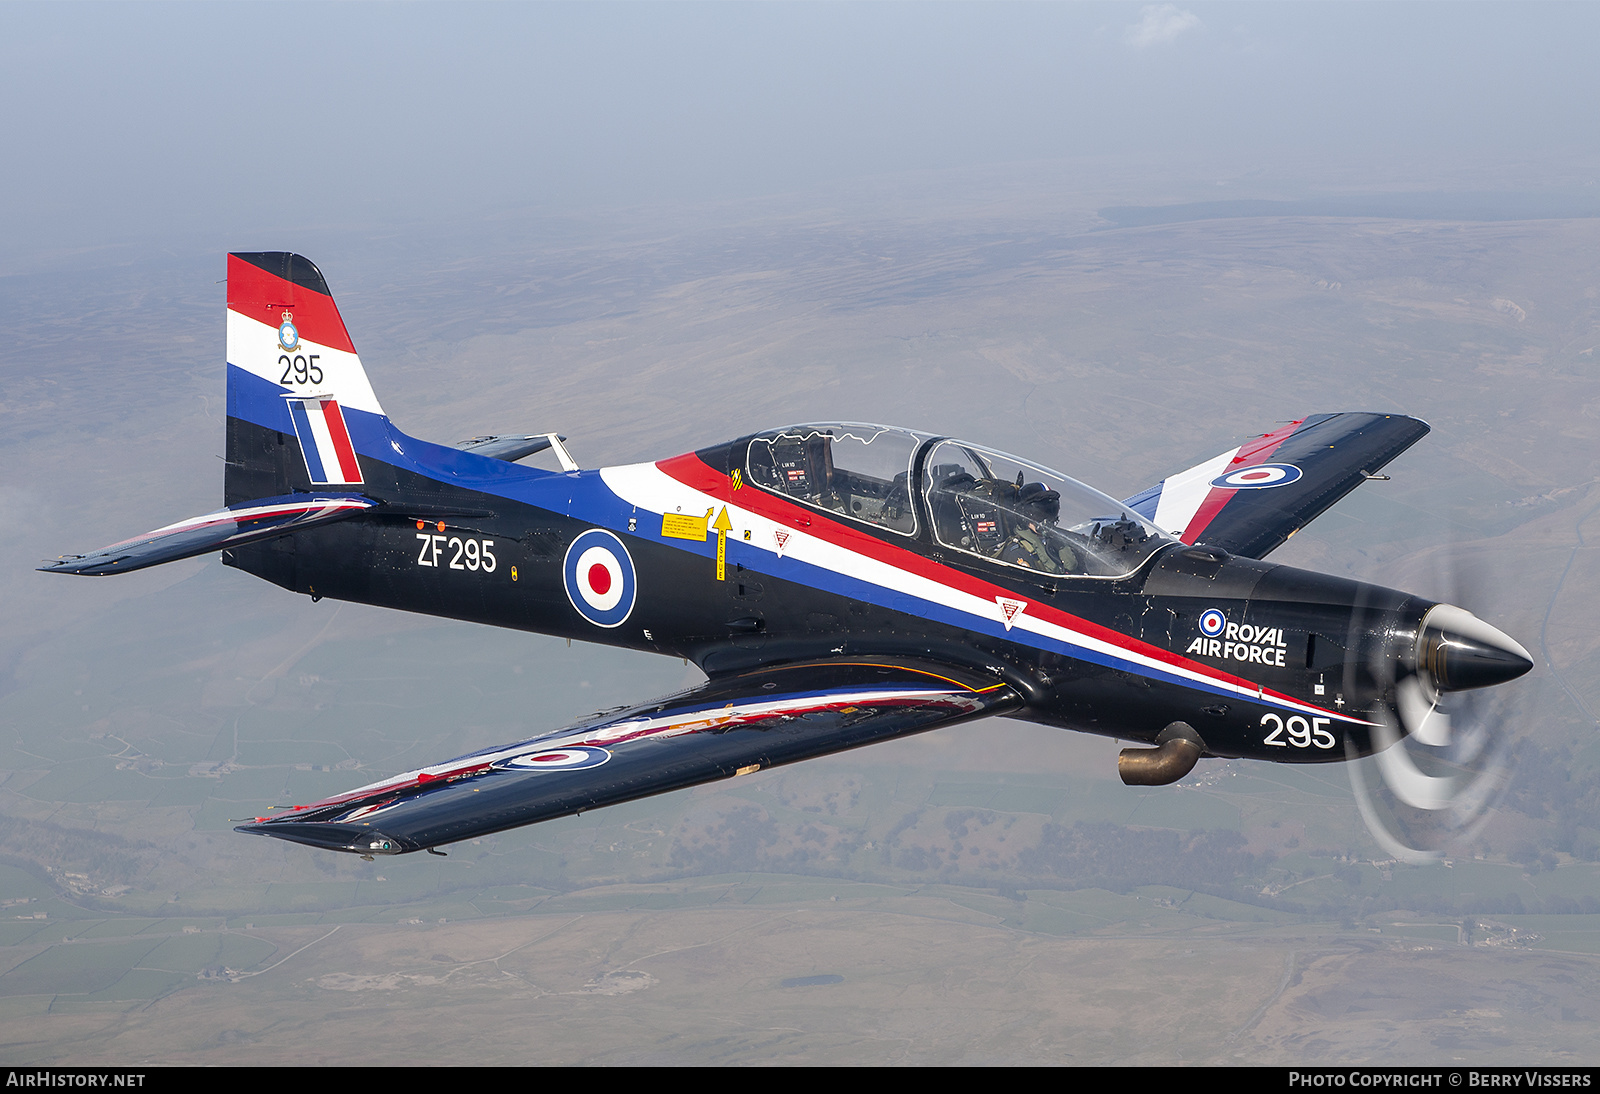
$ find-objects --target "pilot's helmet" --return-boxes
[1017,482,1061,523]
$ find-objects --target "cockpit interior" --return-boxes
[743,423,1171,579]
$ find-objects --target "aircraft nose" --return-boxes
[1417,604,1534,692]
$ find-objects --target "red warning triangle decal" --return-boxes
[995,596,1027,631]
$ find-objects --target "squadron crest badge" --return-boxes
[277,310,299,352]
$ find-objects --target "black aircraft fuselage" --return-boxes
[224,416,1425,765]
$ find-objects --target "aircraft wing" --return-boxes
[1122,413,1429,559]
[39,494,375,575]
[236,658,1022,855]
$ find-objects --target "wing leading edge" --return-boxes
[1122,413,1429,559]
[237,658,1022,855]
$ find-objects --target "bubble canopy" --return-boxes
[743,423,1172,578]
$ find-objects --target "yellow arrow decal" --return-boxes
[712,505,733,581]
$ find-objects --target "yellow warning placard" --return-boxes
[662,512,709,541]
[713,506,731,581]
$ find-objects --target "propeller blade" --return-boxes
[1348,540,1530,862]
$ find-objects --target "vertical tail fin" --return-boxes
[224,252,387,504]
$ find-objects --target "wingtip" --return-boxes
[234,820,408,855]
[38,559,91,575]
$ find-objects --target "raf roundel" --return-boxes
[563,529,637,628]
[497,746,611,772]
[1199,608,1226,638]
[1211,463,1303,490]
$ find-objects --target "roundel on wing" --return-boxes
[563,529,637,628]
[1210,463,1303,490]
[497,745,612,772]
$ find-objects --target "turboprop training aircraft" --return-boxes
[42,252,1534,858]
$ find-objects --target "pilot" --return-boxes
[999,482,1075,574]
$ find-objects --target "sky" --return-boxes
[5,2,1600,265]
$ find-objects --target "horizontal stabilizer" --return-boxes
[455,433,567,463]
[1123,413,1429,559]
[237,658,1020,854]
[40,493,375,576]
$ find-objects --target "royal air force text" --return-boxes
[1186,623,1289,667]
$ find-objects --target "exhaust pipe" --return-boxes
[1119,722,1205,786]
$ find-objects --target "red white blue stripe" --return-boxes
[592,455,1373,727]
[1125,420,1303,543]
[288,397,364,485]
